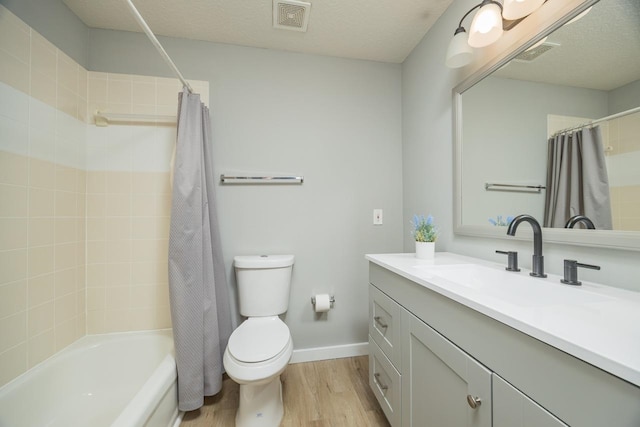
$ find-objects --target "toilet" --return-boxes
[223,254,295,427]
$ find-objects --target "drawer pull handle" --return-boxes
[374,316,388,329]
[373,373,389,391]
[466,395,482,409]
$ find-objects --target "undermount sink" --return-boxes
[413,264,609,308]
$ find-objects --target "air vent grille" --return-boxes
[514,42,559,62]
[273,0,311,32]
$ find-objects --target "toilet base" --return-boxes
[236,375,284,427]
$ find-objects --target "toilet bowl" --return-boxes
[223,255,295,427]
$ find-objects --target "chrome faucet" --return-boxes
[565,215,596,229]
[506,214,547,278]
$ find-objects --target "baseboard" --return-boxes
[289,342,369,364]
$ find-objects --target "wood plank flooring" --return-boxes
[180,356,390,427]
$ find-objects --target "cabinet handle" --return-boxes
[373,373,389,391]
[466,395,482,409]
[374,316,388,329]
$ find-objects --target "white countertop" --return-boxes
[366,252,640,388]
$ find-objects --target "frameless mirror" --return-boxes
[454,0,640,250]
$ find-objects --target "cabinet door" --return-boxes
[493,374,568,427]
[401,312,491,427]
[370,338,402,427]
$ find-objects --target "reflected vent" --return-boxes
[514,42,560,62]
[273,0,311,32]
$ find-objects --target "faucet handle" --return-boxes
[496,250,521,272]
[561,259,601,286]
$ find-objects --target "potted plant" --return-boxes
[412,214,438,259]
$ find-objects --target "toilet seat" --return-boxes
[228,317,290,363]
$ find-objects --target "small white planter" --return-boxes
[415,241,435,259]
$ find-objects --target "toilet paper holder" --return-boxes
[311,295,335,306]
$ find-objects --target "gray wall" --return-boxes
[88,30,404,349]
[402,0,640,292]
[609,79,640,114]
[0,0,89,67]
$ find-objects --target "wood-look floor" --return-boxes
[180,356,391,427]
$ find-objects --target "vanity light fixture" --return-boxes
[445,0,546,68]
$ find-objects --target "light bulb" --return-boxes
[468,2,503,48]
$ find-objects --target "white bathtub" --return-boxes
[0,330,180,427]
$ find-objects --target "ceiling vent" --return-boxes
[273,0,311,32]
[513,42,560,63]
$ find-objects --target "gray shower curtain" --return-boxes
[543,126,612,229]
[168,89,232,411]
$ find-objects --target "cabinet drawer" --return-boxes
[370,284,402,368]
[370,337,401,427]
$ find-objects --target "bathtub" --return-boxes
[0,330,180,427]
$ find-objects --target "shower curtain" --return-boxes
[543,126,613,229]
[168,89,232,411]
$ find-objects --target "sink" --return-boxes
[413,264,609,308]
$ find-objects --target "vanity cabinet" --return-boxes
[368,262,640,427]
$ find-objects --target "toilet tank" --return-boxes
[234,255,294,317]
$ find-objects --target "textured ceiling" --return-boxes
[494,0,640,91]
[63,0,454,64]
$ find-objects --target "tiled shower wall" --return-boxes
[0,5,209,386]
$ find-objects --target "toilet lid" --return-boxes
[228,317,290,363]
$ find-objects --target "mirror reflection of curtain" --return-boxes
[544,126,613,229]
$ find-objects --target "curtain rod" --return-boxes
[553,105,640,137]
[124,0,194,94]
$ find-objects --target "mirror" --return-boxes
[454,0,640,250]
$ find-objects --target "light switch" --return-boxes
[373,209,383,225]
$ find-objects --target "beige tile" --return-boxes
[29,218,54,247]
[28,330,54,368]
[86,262,106,287]
[0,311,27,353]
[54,317,77,351]
[105,240,131,263]
[54,293,76,325]
[155,305,172,329]
[108,80,132,105]
[86,193,106,218]
[133,81,156,105]
[78,66,88,100]
[76,289,85,314]
[29,158,56,190]
[155,105,178,117]
[86,309,105,334]
[129,308,157,330]
[0,343,27,387]
[131,75,155,84]
[30,71,57,108]
[86,241,106,264]
[105,262,131,287]
[86,171,106,194]
[86,217,105,241]
[105,217,131,240]
[28,187,54,217]
[28,245,54,277]
[0,9,30,64]
[0,248,27,284]
[54,267,76,297]
[57,52,78,93]
[106,193,131,216]
[87,77,108,104]
[0,49,30,94]
[132,172,158,194]
[0,279,27,317]
[77,97,88,123]
[55,165,77,192]
[54,242,76,270]
[54,218,76,244]
[131,194,156,216]
[157,216,170,239]
[130,285,155,309]
[57,84,77,118]
[54,190,77,217]
[28,273,54,307]
[86,286,105,311]
[105,286,130,310]
[132,261,165,285]
[156,84,180,107]
[132,104,156,115]
[30,32,57,80]
[132,216,157,239]
[108,73,132,82]
[0,218,27,250]
[0,151,28,185]
[106,171,131,194]
[0,184,28,217]
[104,309,130,332]
[76,264,86,290]
[76,194,86,218]
[89,71,109,79]
[131,239,167,263]
[76,313,86,337]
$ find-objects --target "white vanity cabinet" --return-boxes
[368,260,640,427]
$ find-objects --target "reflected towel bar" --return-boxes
[485,183,545,193]
[220,175,304,184]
